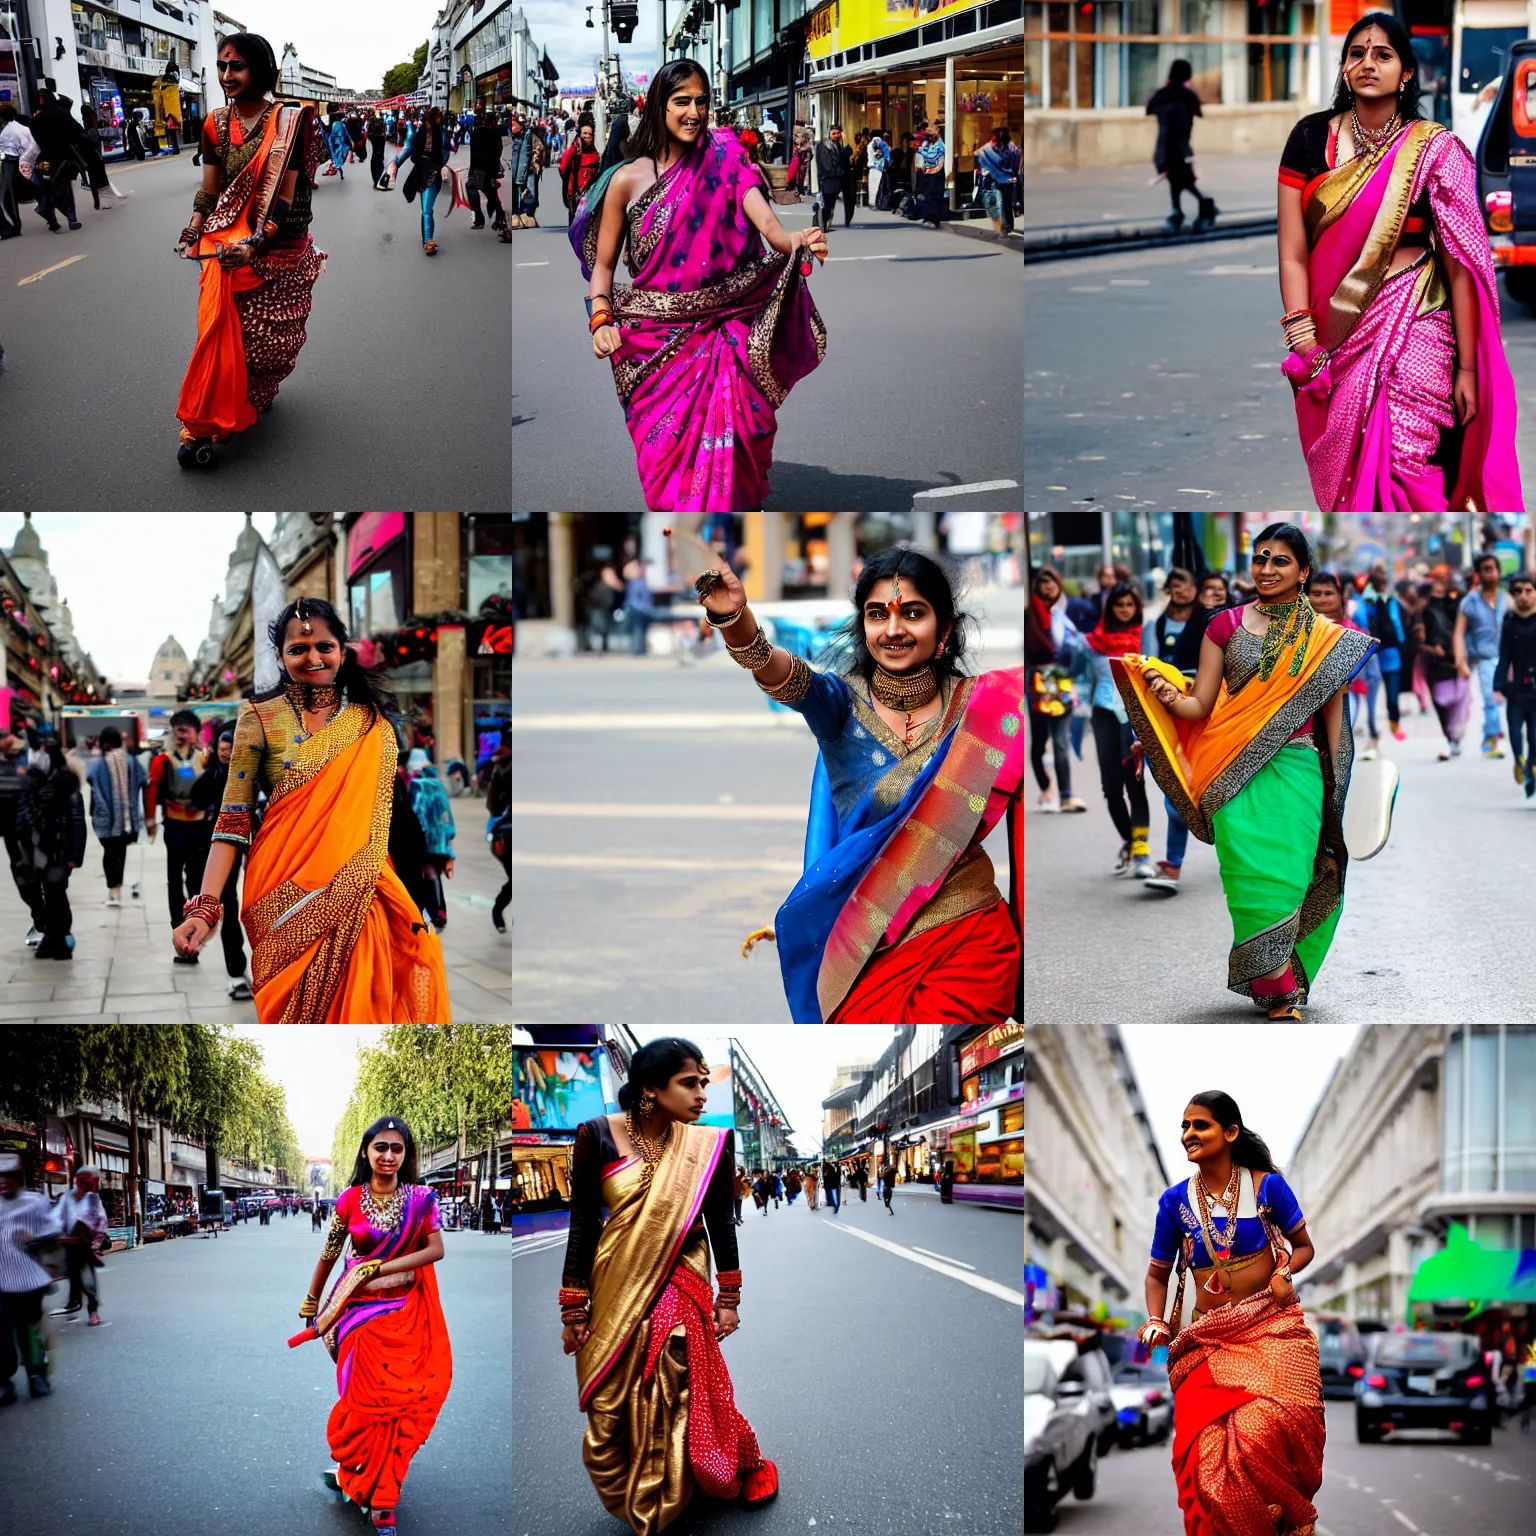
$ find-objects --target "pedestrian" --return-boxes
[367,110,388,190]
[803,1162,818,1210]
[486,724,509,933]
[124,109,145,160]
[85,724,150,911]
[732,1165,749,1225]
[506,112,536,228]
[1415,570,1471,760]
[910,121,946,226]
[0,1150,60,1404]
[821,1158,841,1214]
[1308,571,1372,749]
[75,105,120,209]
[1086,582,1155,878]
[165,111,181,154]
[149,709,213,965]
[467,109,506,231]
[25,88,85,232]
[1358,562,1408,757]
[855,1165,868,1202]
[866,127,890,211]
[879,1161,895,1213]
[0,721,49,944]
[16,739,86,960]
[619,557,659,656]
[1495,570,1536,798]
[1455,552,1510,759]
[939,1160,955,1204]
[406,749,456,931]
[324,111,349,178]
[347,111,365,165]
[389,745,435,926]
[312,1202,324,1233]
[392,104,455,256]
[0,102,40,240]
[1147,60,1217,234]
[1027,566,1087,813]
[188,724,254,1001]
[1140,568,1201,894]
[976,126,1018,234]
[785,1168,801,1205]
[813,122,852,232]
[51,1165,108,1326]
[559,117,600,225]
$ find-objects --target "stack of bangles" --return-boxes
[1280,306,1318,355]
[715,1269,742,1309]
[1139,1318,1171,1344]
[695,571,774,671]
[183,894,223,932]
[299,1293,319,1319]
[588,294,616,335]
[559,1285,590,1326]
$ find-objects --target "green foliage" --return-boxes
[382,42,429,98]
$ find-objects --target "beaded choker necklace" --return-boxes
[1253,594,1316,683]
[282,679,342,716]
[871,662,938,710]
[360,1181,405,1232]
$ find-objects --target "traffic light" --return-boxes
[612,1,639,43]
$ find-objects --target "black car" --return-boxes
[1476,38,1536,310]
[1313,1315,1368,1399]
[1356,1331,1495,1444]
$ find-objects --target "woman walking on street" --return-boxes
[1414,571,1471,759]
[17,739,85,961]
[573,59,827,513]
[173,33,324,469]
[391,105,462,256]
[292,1116,451,1533]
[1084,582,1155,879]
[85,724,149,909]
[803,1162,818,1210]
[406,750,455,932]
[1026,566,1086,813]
[560,1039,777,1532]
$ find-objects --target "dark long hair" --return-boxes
[1100,581,1145,632]
[257,598,398,725]
[1329,12,1423,121]
[220,32,280,98]
[617,1037,707,1112]
[347,1115,420,1186]
[626,58,710,165]
[825,545,978,687]
[1187,1090,1279,1173]
[1252,522,1315,593]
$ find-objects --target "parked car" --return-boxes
[1476,38,1536,312]
[1356,1330,1495,1445]
[1025,1340,1099,1533]
[1311,1314,1369,1399]
[1110,1358,1173,1447]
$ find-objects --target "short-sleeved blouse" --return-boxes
[1204,606,1315,738]
[335,1182,440,1261]
[1279,111,1433,246]
[1150,1170,1305,1267]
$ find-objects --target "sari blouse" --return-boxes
[201,104,319,245]
[1151,1173,1304,1267]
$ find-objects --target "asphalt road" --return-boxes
[1049,1398,1534,1535]
[512,1182,1024,1536]
[509,637,1019,1023]
[0,1213,511,1536]
[1023,699,1534,1022]
[0,145,510,509]
[510,205,1023,512]
[1023,233,1536,510]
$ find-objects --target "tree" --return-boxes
[382,41,429,99]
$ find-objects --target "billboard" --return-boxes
[807,0,983,61]
[513,1048,609,1131]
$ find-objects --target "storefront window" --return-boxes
[1444,1027,1535,1193]
[977,1135,1023,1183]
[1507,1027,1536,1191]
[467,517,513,612]
[348,544,408,637]
[948,1131,977,1178]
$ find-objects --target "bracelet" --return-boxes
[726,625,774,673]
[299,1296,318,1319]
[561,1307,590,1325]
[589,312,616,335]
[182,894,223,930]
[704,603,745,629]
[558,1286,590,1307]
[1278,307,1311,325]
[584,293,614,319]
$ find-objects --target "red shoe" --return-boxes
[742,1459,779,1506]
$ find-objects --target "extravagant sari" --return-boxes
[177,102,325,443]
[575,1125,762,1535]
[1286,118,1522,512]
[570,128,826,512]
[1167,1291,1325,1536]
[289,1184,452,1515]
[215,694,451,1023]
[767,662,1024,1023]
[1113,612,1374,1009]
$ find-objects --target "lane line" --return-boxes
[910,1245,976,1270]
[511,711,797,732]
[18,254,88,286]
[913,480,1019,498]
[514,852,803,875]
[516,261,549,266]
[821,1221,1023,1306]
[512,802,803,821]
[1389,1512,1419,1533]
[824,253,898,261]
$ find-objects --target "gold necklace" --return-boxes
[625,1110,673,1194]
[1254,594,1315,682]
[360,1181,405,1231]
[1348,103,1400,157]
[871,662,938,711]
[1195,1166,1241,1290]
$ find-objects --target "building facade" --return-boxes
[432,0,528,113]
[147,635,190,699]
[510,6,557,114]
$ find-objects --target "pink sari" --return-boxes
[1286,119,1523,513]
[571,129,826,512]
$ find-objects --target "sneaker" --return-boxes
[1514,754,1526,786]
[1036,793,1059,813]
[1059,796,1087,813]
[27,1373,50,1397]
[1483,736,1506,759]
[1392,727,1406,741]
[228,978,253,1001]
[25,928,42,947]
[1438,747,1452,761]
[1450,740,1463,758]
[1113,841,1132,876]
[105,896,121,908]
[1131,855,1157,879]
[1143,874,1181,895]
[1360,746,1379,761]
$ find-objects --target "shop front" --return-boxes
[511,1135,573,1211]
[71,9,199,159]
[477,65,511,108]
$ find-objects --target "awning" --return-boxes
[1406,1224,1536,1317]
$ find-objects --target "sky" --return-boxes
[628,1025,895,1159]
[1116,1025,1362,1188]
[0,513,278,685]
[234,1026,388,1158]
[226,1,435,94]
[525,0,666,90]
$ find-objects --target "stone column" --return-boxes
[550,514,576,633]
[412,512,462,613]
[434,625,467,768]
[827,512,858,600]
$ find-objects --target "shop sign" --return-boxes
[960,1020,1025,1079]
[810,0,983,60]
[471,620,513,656]
[85,45,157,76]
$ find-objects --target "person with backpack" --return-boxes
[406,750,455,932]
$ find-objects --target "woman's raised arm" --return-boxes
[664,536,792,690]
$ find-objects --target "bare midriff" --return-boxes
[1190,1248,1277,1313]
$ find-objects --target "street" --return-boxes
[508,621,1019,1023]
[1023,700,1534,1022]
[0,790,510,1024]
[513,1181,1024,1536]
[510,210,1023,512]
[0,1213,511,1536]
[1022,234,1536,510]
[0,146,510,510]
[1049,1399,1533,1535]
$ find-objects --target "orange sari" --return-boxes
[243,706,451,1023]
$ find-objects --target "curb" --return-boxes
[1024,214,1277,263]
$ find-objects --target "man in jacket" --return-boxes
[468,112,506,232]
[147,711,212,964]
[820,1159,841,1215]
[0,725,47,943]
[506,114,534,228]
[814,124,852,233]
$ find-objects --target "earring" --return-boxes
[936,641,945,658]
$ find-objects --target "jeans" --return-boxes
[1508,694,1536,772]
[1474,655,1503,742]
[1365,658,1402,735]
[421,171,441,242]
[163,819,212,929]
[1030,709,1073,796]
[626,608,652,655]
[1090,707,1148,844]
[0,1287,47,1384]
[41,862,73,949]
[826,1186,840,1213]
[1163,795,1190,868]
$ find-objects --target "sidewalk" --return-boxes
[1025,152,1278,256]
[0,790,509,1024]
[778,193,1023,249]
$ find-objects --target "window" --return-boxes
[1507,1028,1536,1191]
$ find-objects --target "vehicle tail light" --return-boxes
[1488,191,1514,232]
[1465,1374,1486,1387]
[1347,1365,1364,1378]
[1145,1390,1163,1405]
[1366,1374,1388,1388]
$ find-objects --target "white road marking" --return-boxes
[511,1233,567,1256]
[1069,285,1106,292]
[514,852,803,875]
[1077,455,1107,461]
[511,711,796,731]
[1175,487,1215,495]
[1390,1512,1420,1534]
[18,255,87,286]
[1109,279,1150,285]
[910,1246,976,1270]
[516,261,549,266]
[823,1222,1022,1306]
[1046,485,1068,491]
[512,801,803,821]
[913,480,1019,498]
[1201,264,1279,275]
[1237,434,1268,439]
[824,253,898,261]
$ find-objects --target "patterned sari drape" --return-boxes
[571,128,826,512]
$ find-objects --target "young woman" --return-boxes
[560,1039,777,1532]
[1307,570,1371,742]
[84,724,149,908]
[293,1117,451,1533]
[1277,10,1522,511]
[571,59,828,513]
[1025,565,1086,814]
[1415,571,1471,759]
[1115,524,1375,1019]
[1197,572,1231,613]
[173,33,324,469]
[169,598,451,1022]
[391,105,462,256]
[323,112,349,178]
[673,535,1023,1023]
[1139,1092,1322,1536]
[1084,582,1154,878]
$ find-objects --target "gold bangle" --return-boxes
[726,624,774,673]
[704,603,745,629]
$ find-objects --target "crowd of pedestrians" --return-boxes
[731,1156,948,1224]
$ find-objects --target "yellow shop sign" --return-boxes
[807,0,984,61]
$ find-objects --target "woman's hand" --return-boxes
[171,916,210,957]
[1137,1318,1171,1347]
[713,1303,740,1340]
[800,226,827,264]
[1454,366,1478,426]
[1142,669,1181,710]
[680,547,748,621]
[444,858,455,879]
[215,239,255,269]
[592,321,621,359]
[561,1321,591,1354]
